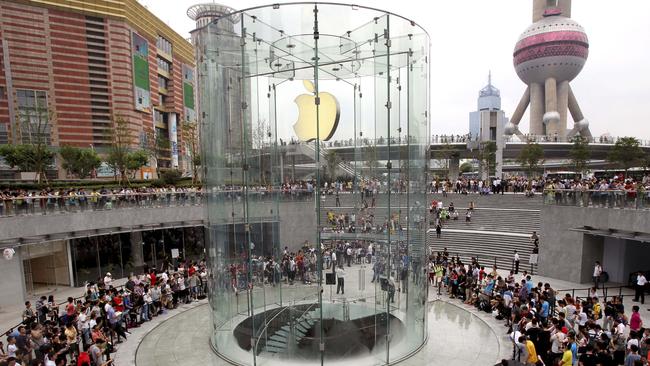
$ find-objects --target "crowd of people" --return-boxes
[0,186,203,216]
[0,260,208,366]
[429,174,650,199]
[427,249,648,366]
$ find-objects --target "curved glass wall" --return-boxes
[195,3,429,365]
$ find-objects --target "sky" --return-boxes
[139,0,650,140]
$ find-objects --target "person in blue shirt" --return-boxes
[539,296,550,326]
[484,275,496,296]
[524,277,534,293]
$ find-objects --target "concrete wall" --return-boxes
[0,205,205,243]
[541,206,650,283]
[0,250,26,310]
[278,201,317,251]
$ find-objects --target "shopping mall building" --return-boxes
[0,0,197,178]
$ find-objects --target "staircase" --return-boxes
[429,230,537,273]
[262,306,319,354]
[300,143,361,179]
[438,208,540,235]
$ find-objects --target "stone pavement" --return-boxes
[1,260,647,365]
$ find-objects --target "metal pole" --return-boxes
[385,14,392,365]
[312,6,325,365]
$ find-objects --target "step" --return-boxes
[266,339,288,349]
[295,323,310,333]
[265,345,286,353]
[270,334,288,343]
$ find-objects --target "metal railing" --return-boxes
[554,285,632,302]
[543,189,650,210]
[505,135,650,146]
[0,189,320,218]
[253,294,319,356]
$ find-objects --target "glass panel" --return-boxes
[197,4,429,365]
[71,237,100,287]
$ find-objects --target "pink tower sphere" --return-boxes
[513,9,589,85]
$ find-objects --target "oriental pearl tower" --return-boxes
[505,0,592,140]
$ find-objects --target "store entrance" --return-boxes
[21,241,71,295]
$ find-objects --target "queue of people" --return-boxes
[0,260,208,366]
[428,250,649,366]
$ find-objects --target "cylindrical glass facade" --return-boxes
[195,3,429,364]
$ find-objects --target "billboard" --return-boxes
[182,64,196,122]
[132,32,151,112]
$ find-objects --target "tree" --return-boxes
[436,143,459,178]
[59,145,101,179]
[363,145,379,178]
[106,114,134,184]
[144,130,170,178]
[324,149,341,181]
[160,169,182,185]
[0,144,54,180]
[126,150,149,179]
[476,141,498,178]
[460,161,473,174]
[181,122,201,183]
[568,136,590,177]
[517,141,545,178]
[607,137,645,177]
[0,102,55,183]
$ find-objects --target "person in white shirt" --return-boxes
[513,250,520,274]
[336,266,345,295]
[593,261,603,290]
[634,271,647,304]
[103,272,112,288]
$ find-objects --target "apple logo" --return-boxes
[293,80,340,142]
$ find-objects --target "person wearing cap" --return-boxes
[104,272,112,288]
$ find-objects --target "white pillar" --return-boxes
[529,83,545,136]
[557,80,570,140]
[544,77,560,137]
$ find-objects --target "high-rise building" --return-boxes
[0,0,196,177]
[505,0,591,140]
[469,73,508,178]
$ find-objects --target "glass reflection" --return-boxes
[196,3,429,365]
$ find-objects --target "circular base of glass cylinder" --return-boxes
[211,300,424,366]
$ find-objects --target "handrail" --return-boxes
[554,284,631,301]
[253,293,319,355]
[542,188,650,210]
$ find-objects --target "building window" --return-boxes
[157,57,171,73]
[158,76,169,90]
[157,36,173,55]
[0,86,6,99]
[0,124,8,145]
[16,89,51,144]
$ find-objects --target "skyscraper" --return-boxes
[505,0,591,141]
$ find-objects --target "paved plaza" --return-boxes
[100,260,648,366]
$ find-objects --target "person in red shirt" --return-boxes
[64,297,76,324]
[149,270,157,286]
[112,292,124,312]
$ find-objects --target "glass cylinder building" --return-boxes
[194,3,429,365]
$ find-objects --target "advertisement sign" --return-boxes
[182,64,196,122]
[169,113,179,168]
[132,32,151,112]
[96,162,116,178]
